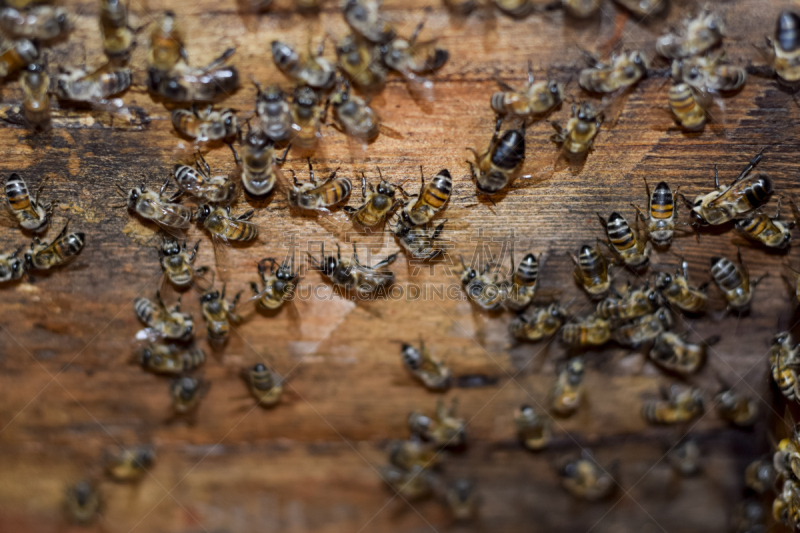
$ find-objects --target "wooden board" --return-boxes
[0,0,796,531]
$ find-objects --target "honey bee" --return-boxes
[104,446,155,482]
[146,11,186,75]
[401,340,452,391]
[0,247,24,283]
[159,238,207,288]
[242,363,283,407]
[379,464,438,500]
[328,78,380,143]
[769,11,800,87]
[404,167,452,226]
[174,152,238,205]
[550,102,602,159]
[613,306,673,347]
[390,213,447,260]
[656,9,724,59]
[134,292,194,341]
[232,126,290,198]
[119,178,193,232]
[170,376,206,415]
[770,332,800,401]
[710,249,760,313]
[734,199,794,249]
[641,385,704,425]
[288,159,352,211]
[648,332,716,376]
[654,258,708,313]
[137,340,206,375]
[196,204,259,243]
[150,54,240,103]
[444,479,478,521]
[563,0,601,19]
[467,117,525,196]
[271,40,335,90]
[611,0,666,18]
[631,179,682,247]
[672,50,747,94]
[558,452,616,501]
[715,388,759,427]
[64,480,100,525]
[335,33,386,92]
[343,0,395,44]
[289,85,324,151]
[408,399,466,448]
[0,6,69,40]
[570,243,610,299]
[253,83,292,143]
[457,256,505,311]
[579,51,648,93]
[667,83,707,132]
[491,63,563,119]
[200,285,242,348]
[24,222,85,270]
[0,38,38,78]
[100,0,135,60]
[53,66,132,103]
[308,243,396,296]
[668,439,700,476]
[343,169,402,227]
[745,459,775,494]
[514,404,551,451]
[502,252,539,312]
[551,357,585,416]
[171,105,238,143]
[250,256,300,311]
[4,173,51,233]
[20,62,50,131]
[774,478,800,529]
[388,438,440,470]
[509,303,567,342]
[382,21,449,102]
[597,211,651,269]
[687,153,773,226]
[774,436,798,477]
[596,283,658,321]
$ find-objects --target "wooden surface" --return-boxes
[0,0,798,531]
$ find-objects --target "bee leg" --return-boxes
[361,174,368,198]
[491,115,502,146]
[189,240,200,261]
[228,143,241,166]
[374,253,398,268]
[466,159,477,181]
[249,281,260,295]
[342,206,358,214]
[237,209,255,221]
[409,20,426,46]
[732,149,765,184]
[307,158,316,184]
[288,169,300,187]
[276,144,292,165]
[351,243,359,265]
[196,152,211,176]
[203,47,236,72]
[231,290,243,309]
[493,73,515,93]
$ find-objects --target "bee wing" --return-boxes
[398,67,436,103]
[153,202,193,229]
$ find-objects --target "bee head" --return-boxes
[200,290,220,303]
[577,102,596,121]
[271,41,298,69]
[72,481,94,506]
[548,80,563,100]
[162,77,188,101]
[222,111,237,134]
[294,86,318,107]
[126,187,141,209]
[460,267,477,285]
[139,347,153,365]
[245,127,270,150]
[261,85,285,102]
[376,180,394,197]
[195,204,212,222]
[161,238,180,256]
[519,404,534,416]
[774,332,791,346]
[253,363,267,372]
[559,461,578,479]
[135,447,156,468]
[55,9,70,32]
[323,255,338,275]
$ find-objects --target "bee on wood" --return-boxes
[559,452,616,501]
[118,178,193,233]
[343,0,395,44]
[745,459,776,494]
[666,439,700,477]
[774,436,798,478]
[648,332,717,376]
[0,247,24,283]
[134,291,193,341]
[24,222,84,270]
[579,51,648,93]
[388,438,440,471]
[401,340,452,391]
[597,211,651,270]
[631,179,683,247]
[672,50,747,94]
[200,284,242,348]
[611,0,666,18]
[146,11,186,75]
[250,256,300,311]
[642,385,704,425]
[503,252,539,312]
[444,479,478,522]
[328,78,380,143]
[231,126,290,198]
[710,249,762,313]
[137,341,205,375]
[242,363,283,407]
[4,173,51,233]
[290,85,325,151]
[595,283,658,321]
[509,303,567,342]
[403,167,451,227]
[170,376,206,415]
[173,152,238,205]
[734,198,794,249]
[612,306,673,347]
[336,33,386,92]
[0,38,38,78]
[654,258,708,313]
[408,399,466,448]
[288,159,352,211]
[551,357,585,416]
[715,388,759,427]
[491,63,563,120]
[390,213,447,260]
[150,53,240,103]
[467,117,525,196]
[656,9,724,59]
[20,62,50,131]
[774,478,800,529]
[271,39,335,90]
[667,83,707,132]
[53,66,132,103]
[563,0,602,19]
[769,11,800,87]
[343,169,403,227]
[171,105,238,143]
[514,405,550,451]
[770,332,800,401]
[253,82,292,143]
[457,256,506,311]
[104,446,155,482]
[550,102,602,159]
[0,6,69,40]
[100,0,136,60]
[64,480,101,525]
[382,21,449,102]
[570,243,610,299]
[159,238,207,288]
[195,204,259,243]
[379,464,438,500]
[308,242,396,296]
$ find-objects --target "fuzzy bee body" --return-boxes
[579,51,647,93]
[244,363,283,406]
[330,80,380,142]
[509,303,566,342]
[170,376,205,414]
[21,63,50,131]
[100,0,135,59]
[24,223,84,270]
[147,11,185,73]
[343,0,395,44]
[271,40,335,90]
[391,215,446,260]
[563,0,601,18]
[772,11,800,86]
[138,342,205,375]
[0,248,24,282]
[551,358,585,416]
[64,480,100,525]
[173,153,237,205]
[551,102,601,157]
[734,204,793,249]
[133,293,193,341]
[613,306,673,347]
[710,252,753,312]
[405,168,451,226]
[504,253,539,311]
[250,256,299,311]
[0,6,69,40]
[715,389,759,427]
[655,259,707,313]
[344,172,399,227]
[401,341,451,391]
[559,456,615,501]
[200,286,241,348]
[656,9,724,59]
[648,332,711,376]
[159,239,206,288]
[254,85,292,143]
[196,204,259,242]
[561,315,610,347]
[672,51,746,94]
[637,179,679,246]
[288,160,352,211]
[54,67,131,102]
[770,332,800,401]
[571,243,610,298]
[310,243,396,295]
[171,106,237,142]
[0,38,38,77]
[125,183,193,230]
[599,211,651,269]
[104,446,155,482]
[668,83,706,131]
[5,173,50,232]
[150,62,240,103]
[514,405,550,451]
[596,285,658,321]
[290,85,324,150]
[642,386,704,425]
[408,399,466,448]
[336,33,386,92]
[468,118,525,195]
